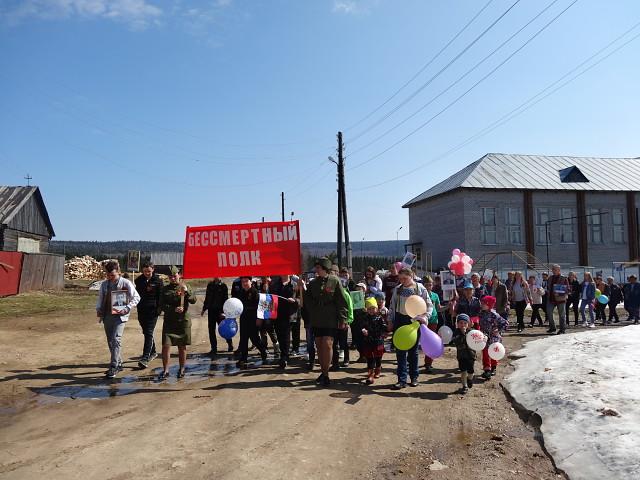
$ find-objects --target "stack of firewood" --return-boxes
[64,256,118,280]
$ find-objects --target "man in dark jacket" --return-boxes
[623,274,639,323]
[201,278,230,356]
[303,257,348,387]
[490,275,509,320]
[236,276,267,368]
[134,261,163,369]
[274,275,296,369]
[606,276,623,323]
[547,265,569,334]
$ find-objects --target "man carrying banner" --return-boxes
[201,277,231,356]
[237,276,268,368]
[303,257,348,387]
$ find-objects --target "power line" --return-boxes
[350,21,640,192]
[347,0,522,144]
[346,0,560,160]
[343,0,494,132]
[348,0,579,171]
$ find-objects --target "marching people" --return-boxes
[388,267,433,389]
[303,257,349,387]
[623,274,640,323]
[360,297,387,384]
[236,276,268,368]
[274,275,296,369]
[478,295,508,380]
[579,272,596,327]
[546,265,569,334]
[201,277,231,356]
[134,261,162,369]
[456,282,481,329]
[382,263,400,307]
[452,313,475,394]
[158,266,197,380]
[541,272,550,325]
[511,271,532,333]
[363,266,383,296]
[490,274,509,322]
[423,275,442,374]
[594,276,610,325]
[96,260,141,378]
[527,275,545,327]
[606,276,623,323]
[566,272,581,326]
[258,276,281,357]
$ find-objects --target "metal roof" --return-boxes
[0,186,55,236]
[150,251,184,265]
[403,153,640,207]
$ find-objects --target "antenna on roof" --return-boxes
[24,174,32,186]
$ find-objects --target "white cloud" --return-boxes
[1,0,163,30]
[332,0,378,15]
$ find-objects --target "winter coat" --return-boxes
[479,309,508,344]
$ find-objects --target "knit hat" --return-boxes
[356,282,367,290]
[457,313,470,323]
[315,257,332,272]
[365,297,378,309]
[481,295,497,309]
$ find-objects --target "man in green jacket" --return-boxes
[303,257,348,387]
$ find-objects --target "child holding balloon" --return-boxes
[361,297,388,384]
[452,313,475,394]
[478,295,508,380]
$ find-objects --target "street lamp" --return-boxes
[396,226,403,258]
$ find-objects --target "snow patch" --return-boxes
[505,326,640,480]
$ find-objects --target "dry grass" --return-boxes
[0,285,96,319]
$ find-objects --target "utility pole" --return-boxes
[338,131,353,275]
[337,174,343,267]
[281,192,285,222]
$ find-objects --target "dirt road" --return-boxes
[0,296,563,480]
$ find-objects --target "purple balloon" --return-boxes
[419,324,444,358]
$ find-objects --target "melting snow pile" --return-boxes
[505,326,640,480]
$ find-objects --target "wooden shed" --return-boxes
[0,186,55,253]
[0,186,63,296]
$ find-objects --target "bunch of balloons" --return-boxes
[448,248,474,276]
[392,295,448,359]
[594,289,609,305]
[219,298,244,339]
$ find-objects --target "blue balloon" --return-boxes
[219,318,238,339]
[597,295,609,305]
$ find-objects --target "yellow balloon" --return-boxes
[393,321,420,350]
[405,295,427,318]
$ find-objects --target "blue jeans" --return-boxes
[396,345,419,384]
[580,299,594,324]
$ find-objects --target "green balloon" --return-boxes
[595,288,601,298]
[393,321,420,351]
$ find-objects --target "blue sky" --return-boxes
[1,0,639,243]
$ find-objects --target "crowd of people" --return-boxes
[95,259,640,395]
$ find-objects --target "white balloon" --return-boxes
[451,254,460,263]
[405,295,427,318]
[438,325,453,344]
[461,255,470,264]
[466,329,487,352]
[463,263,472,275]
[488,342,506,361]
[223,298,244,318]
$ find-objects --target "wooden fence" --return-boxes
[18,253,64,293]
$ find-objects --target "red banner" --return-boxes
[182,221,301,279]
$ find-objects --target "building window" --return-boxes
[536,207,551,245]
[481,207,497,245]
[612,208,625,244]
[587,208,604,244]
[506,207,522,245]
[560,207,576,244]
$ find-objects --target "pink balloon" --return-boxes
[419,324,444,358]
[460,252,466,258]
[394,262,403,272]
[469,259,475,265]
[452,248,461,256]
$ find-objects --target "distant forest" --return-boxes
[50,239,405,272]
[50,239,408,260]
